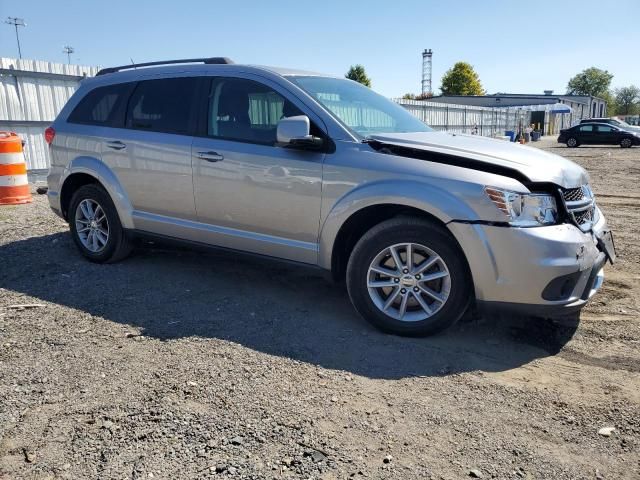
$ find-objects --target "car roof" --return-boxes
[253,65,336,77]
[582,118,613,121]
[90,62,339,85]
[578,122,619,128]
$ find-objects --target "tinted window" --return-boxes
[207,78,302,144]
[68,83,132,126]
[126,77,198,134]
[579,125,594,132]
[596,125,614,133]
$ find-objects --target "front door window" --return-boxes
[207,77,303,145]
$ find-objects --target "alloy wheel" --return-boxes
[366,242,451,322]
[75,199,109,253]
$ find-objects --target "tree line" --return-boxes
[566,68,639,115]
[345,63,639,115]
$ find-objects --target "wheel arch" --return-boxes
[320,180,478,283]
[329,203,458,282]
[59,156,133,228]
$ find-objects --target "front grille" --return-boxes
[574,208,593,224]
[562,185,596,231]
[563,187,585,202]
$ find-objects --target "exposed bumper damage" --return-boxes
[448,208,611,317]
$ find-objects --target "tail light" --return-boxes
[44,126,56,145]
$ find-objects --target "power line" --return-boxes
[4,17,26,59]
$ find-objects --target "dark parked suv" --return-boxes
[580,117,640,132]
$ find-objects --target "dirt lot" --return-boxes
[1,137,639,480]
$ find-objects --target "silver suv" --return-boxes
[46,57,616,336]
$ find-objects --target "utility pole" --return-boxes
[5,17,26,59]
[63,46,75,64]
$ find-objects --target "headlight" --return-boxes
[484,187,557,227]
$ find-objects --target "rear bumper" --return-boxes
[46,167,64,219]
[449,208,609,316]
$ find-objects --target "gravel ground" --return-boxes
[1,137,639,479]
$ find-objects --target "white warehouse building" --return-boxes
[0,57,98,170]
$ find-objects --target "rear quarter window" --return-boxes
[67,82,133,127]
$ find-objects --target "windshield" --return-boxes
[289,76,432,137]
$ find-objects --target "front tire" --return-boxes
[68,184,132,263]
[620,138,632,148]
[346,217,472,336]
[566,137,579,148]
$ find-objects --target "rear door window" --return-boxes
[68,82,133,127]
[125,77,199,135]
[595,125,614,133]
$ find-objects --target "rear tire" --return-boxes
[346,217,472,336]
[566,137,579,148]
[620,138,632,148]
[68,184,132,263]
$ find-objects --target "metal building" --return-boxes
[428,92,607,133]
[0,57,98,170]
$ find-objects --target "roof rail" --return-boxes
[96,57,234,76]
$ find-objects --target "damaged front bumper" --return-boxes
[448,207,613,317]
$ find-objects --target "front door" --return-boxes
[593,124,618,145]
[530,111,545,135]
[191,76,325,264]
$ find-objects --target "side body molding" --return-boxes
[317,179,479,270]
[62,156,134,229]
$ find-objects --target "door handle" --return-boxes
[106,140,126,150]
[197,151,224,162]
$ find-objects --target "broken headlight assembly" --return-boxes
[484,187,558,227]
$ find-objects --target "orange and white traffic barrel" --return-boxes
[0,132,32,205]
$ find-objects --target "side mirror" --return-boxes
[277,115,323,148]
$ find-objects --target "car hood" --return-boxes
[367,131,589,188]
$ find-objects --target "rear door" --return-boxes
[577,124,596,144]
[101,76,201,227]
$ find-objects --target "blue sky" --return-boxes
[1,0,639,97]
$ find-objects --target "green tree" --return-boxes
[440,62,484,96]
[566,67,613,97]
[600,90,617,116]
[614,85,640,115]
[345,65,371,87]
[402,92,433,100]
